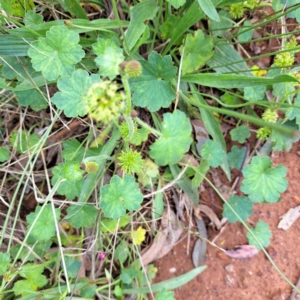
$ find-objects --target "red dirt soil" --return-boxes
[154,144,300,300]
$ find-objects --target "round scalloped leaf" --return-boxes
[230,125,251,143]
[200,139,225,168]
[100,175,143,219]
[26,204,60,242]
[181,30,214,75]
[223,195,253,223]
[149,110,192,166]
[241,156,288,203]
[28,25,85,81]
[51,69,100,117]
[66,205,99,229]
[129,51,177,112]
[246,220,272,250]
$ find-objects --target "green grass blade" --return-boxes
[57,0,88,19]
[207,41,251,74]
[181,73,297,88]
[124,0,158,52]
[78,126,121,203]
[123,266,207,294]
[190,84,231,180]
[169,164,199,206]
[0,35,35,56]
[181,91,297,136]
[162,1,204,55]
[7,19,129,38]
[197,0,220,21]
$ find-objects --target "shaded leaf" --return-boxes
[150,110,192,166]
[24,9,43,26]
[63,257,82,279]
[51,162,84,200]
[210,10,231,37]
[26,204,60,241]
[155,289,175,300]
[129,51,177,112]
[246,220,272,250]
[166,0,186,9]
[125,0,159,51]
[197,0,220,21]
[9,130,39,153]
[15,89,47,111]
[100,215,131,233]
[0,253,10,275]
[230,125,250,143]
[271,121,300,152]
[66,204,99,229]
[244,85,266,101]
[227,145,247,169]
[0,147,10,162]
[200,140,225,167]
[223,195,253,223]
[115,241,129,264]
[238,20,253,42]
[100,175,143,219]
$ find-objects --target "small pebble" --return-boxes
[169,267,176,273]
[225,264,234,273]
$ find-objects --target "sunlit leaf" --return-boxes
[28,25,85,81]
[181,30,214,74]
[241,156,288,203]
[51,69,99,117]
[93,38,124,80]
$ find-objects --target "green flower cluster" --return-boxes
[86,81,124,124]
[256,109,278,140]
[274,36,298,68]
[118,149,144,174]
[229,3,245,19]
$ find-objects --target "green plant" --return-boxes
[0,0,300,298]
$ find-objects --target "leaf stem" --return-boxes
[134,117,162,137]
[122,75,132,115]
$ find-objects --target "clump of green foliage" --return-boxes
[0,0,300,298]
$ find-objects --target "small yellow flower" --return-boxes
[131,226,146,245]
[251,65,267,77]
